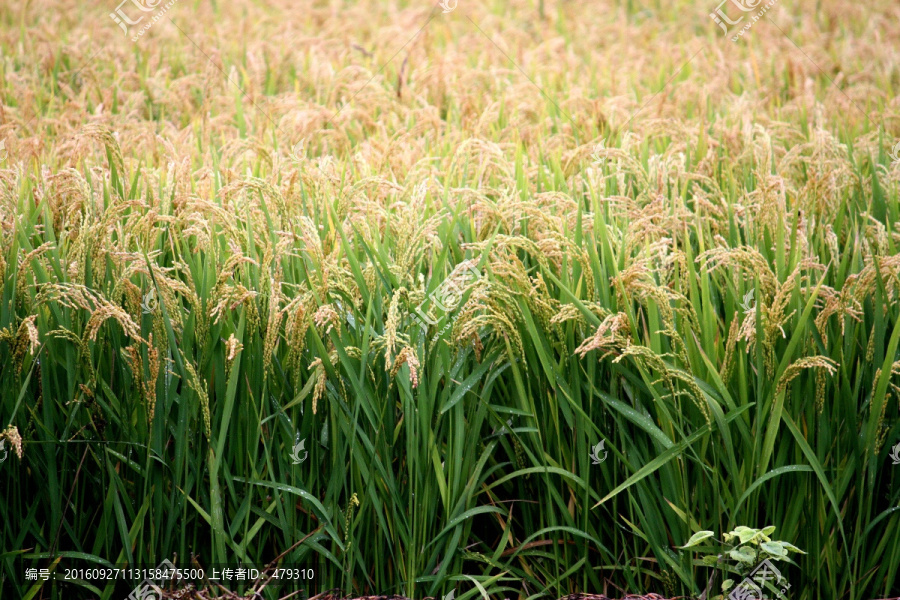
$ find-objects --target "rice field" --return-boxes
[1,0,900,599]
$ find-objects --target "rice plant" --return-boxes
[1,0,900,599]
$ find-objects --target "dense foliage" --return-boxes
[1,1,900,599]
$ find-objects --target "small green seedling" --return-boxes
[681,526,805,599]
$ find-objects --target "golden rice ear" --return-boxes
[775,356,839,399]
[0,426,23,460]
[144,334,160,425]
[308,358,327,415]
[390,346,421,389]
[183,359,211,441]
